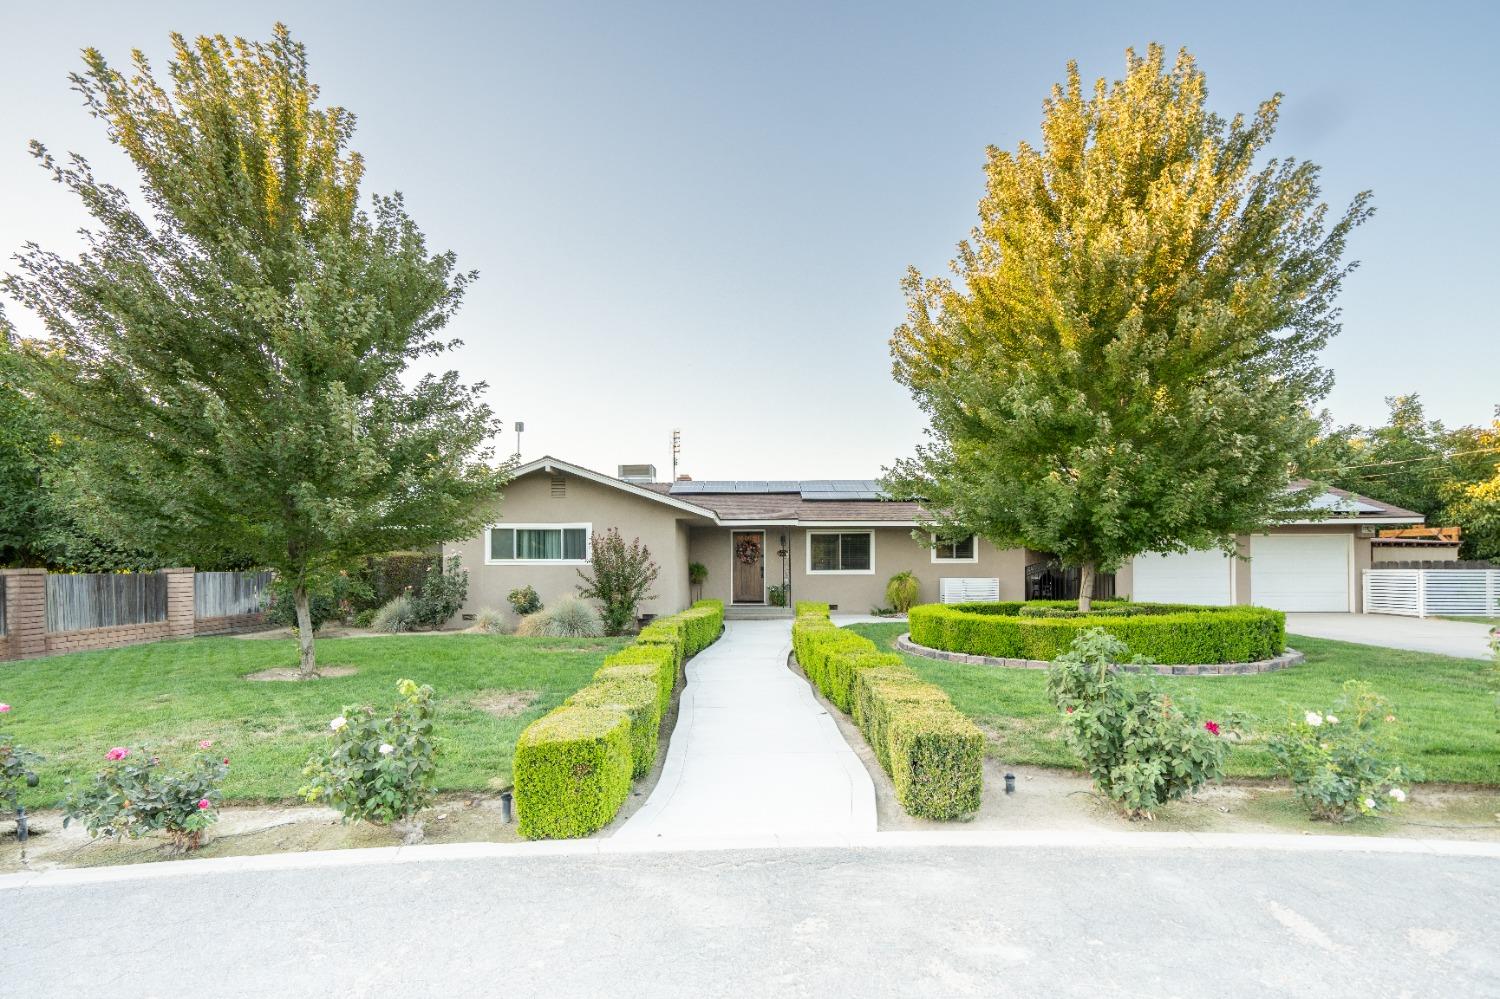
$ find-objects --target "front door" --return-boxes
[732,530,765,604]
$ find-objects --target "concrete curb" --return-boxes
[4,827,1495,891]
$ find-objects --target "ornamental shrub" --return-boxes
[0,704,43,816]
[410,555,469,629]
[370,593,419,633]
[567,675,662,778]
[1267,681,1419,822]
[823,650,905,715]
[301,679,439,842]
[576,528,660,635]
[795,600,830,616]
[515,706,632,839]
[1047,629,1231,818]
[909,601,1284,665]
[517,596,605,638]
[63,743,228,852]
[267,572,372,632]
[473,607,507,634]
[885,571,920,613]
[507,584,543,616]
[887,703,984,820]
[636,619,686,667]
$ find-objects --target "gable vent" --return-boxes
[550,475,566,498]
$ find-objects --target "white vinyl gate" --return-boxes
[1363,569,1500,618]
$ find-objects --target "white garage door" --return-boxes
[1250,534,1350,612]
[1131,549,1233,605]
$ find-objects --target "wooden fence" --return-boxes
[194,570,272,618]
[0,574,6,636]
[46,572,169,633]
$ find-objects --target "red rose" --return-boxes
[1204,720,1221,736]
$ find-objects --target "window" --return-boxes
[930,533,978,564]
[486,524,590,564]
[807,531,874,574]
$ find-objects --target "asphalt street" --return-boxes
[2,842,1496,997]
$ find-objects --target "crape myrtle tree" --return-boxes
[4,25,508,673]
[885,45,1372,609]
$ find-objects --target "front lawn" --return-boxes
[847,623,1499,785]
[0,634,627,809]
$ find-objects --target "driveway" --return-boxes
[3,841,1496,997]
[1286,613,1495,660]
[616,619,875,841]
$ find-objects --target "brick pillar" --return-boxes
[163,567,196,639]
[1,568,48,660]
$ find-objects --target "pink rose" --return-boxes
[196,798,210,810]
[1203,720,1221,736]
[198,740,214,749]
[0,703,11,713]
[223,757,230,765]
[105,747,130,761]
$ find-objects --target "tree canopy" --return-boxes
[3,25,508,671]
[885,45,1372,607]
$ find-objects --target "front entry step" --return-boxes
[725,605,793,620]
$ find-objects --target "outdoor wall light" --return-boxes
[1004,773,1016,794]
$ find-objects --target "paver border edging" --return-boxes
[894,633,1304,676]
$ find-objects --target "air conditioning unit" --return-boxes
[617,464,657,484]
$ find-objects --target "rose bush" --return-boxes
[300,679,438,842]
[0,703,44,821]
[1267,680,1418,822]
[63,743,229,852]
[1047,629,1238,819]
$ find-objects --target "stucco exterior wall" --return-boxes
[445,471,703,628]
[689,526,1027,610]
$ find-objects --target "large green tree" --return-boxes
[4,25,508,673]
[886,45,1372,608]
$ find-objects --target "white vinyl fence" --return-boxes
[1363,569,1500,618]
[194,570,273,618]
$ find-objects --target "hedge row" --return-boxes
[792,607,982,820]
[907,600,1285,665]
[514,599,724,839]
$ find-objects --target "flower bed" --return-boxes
[907,600,1285,666]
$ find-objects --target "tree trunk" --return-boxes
[1077,561,1097,613]
[294,583,317,678]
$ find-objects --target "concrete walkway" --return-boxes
[616,619,875,841]
[1287,613,1495,660]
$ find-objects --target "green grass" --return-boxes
[1436,615,1500,627]
[0,634,627,808]
[848,623,1500,785]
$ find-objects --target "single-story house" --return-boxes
[443,457,1425,626]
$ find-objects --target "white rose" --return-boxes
[1364,797,1376,809]
[1305,711,1323,727]
[379,743,394,755]
[1388,788,1406,803]
[330,716,347,731]
[1325,715,1339,724]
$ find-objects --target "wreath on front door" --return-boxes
[735,536,762,565]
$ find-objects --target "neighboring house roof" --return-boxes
[510,457,1423,528]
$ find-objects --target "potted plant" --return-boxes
[688,562,708,602]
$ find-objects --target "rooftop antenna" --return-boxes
[671,428,681,480]
[514,421,525,460]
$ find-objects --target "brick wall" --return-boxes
[0,567,267,662]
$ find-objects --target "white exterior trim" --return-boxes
[930,533,979,564]
[806,529,876,575]
[485,522,592,566]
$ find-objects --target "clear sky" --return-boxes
[3,1,1496,480]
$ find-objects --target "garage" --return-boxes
[1130,549,1233,605]
[1249,533,1351,612]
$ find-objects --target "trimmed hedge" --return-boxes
[600,644,677,715]
[567,675,662,778]
[908,600,1285,665]
[514,706,632,839]
[792,609,982,819]
[795,600,830,616]
[514,599,724,839]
